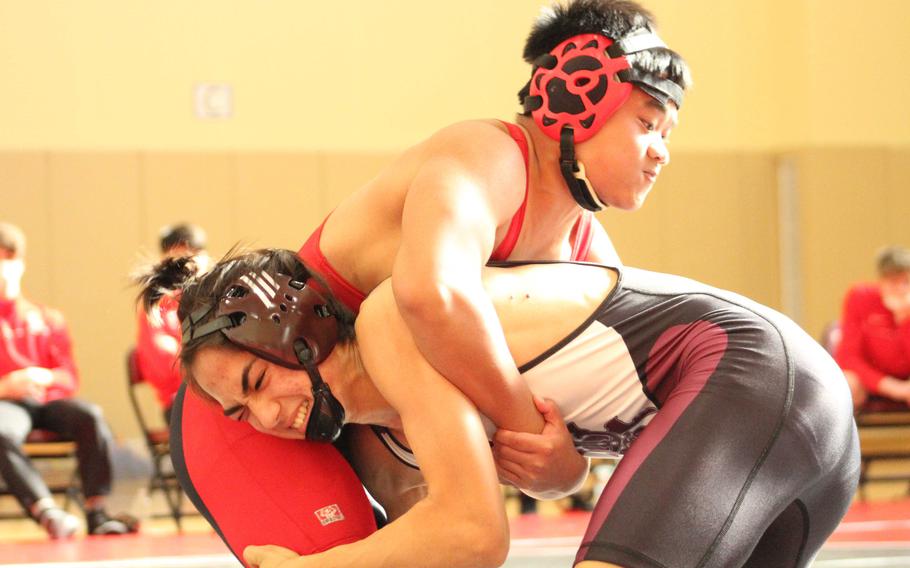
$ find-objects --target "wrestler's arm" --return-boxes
[392,125,589,496]
[392,121,544,434]
[246,283,509,568]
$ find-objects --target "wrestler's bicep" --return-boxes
[395,126,526,285]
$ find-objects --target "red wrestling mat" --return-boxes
[507,498,910,548]
[2,498,910,565]
[0,532,229,564]
[827,499,910,543]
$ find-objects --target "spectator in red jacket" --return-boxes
[135,223,208,423]
[836,246,910,408]
[0,222,138,538]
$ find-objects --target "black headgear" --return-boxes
[182,269,345,442]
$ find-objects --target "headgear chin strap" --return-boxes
[560,126,606,211]
[182,270,346,443]
[523,28,684,211]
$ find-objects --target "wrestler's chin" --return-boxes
[629,180,656,210]
[607,186,653,211]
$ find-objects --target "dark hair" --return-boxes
[159,223,207,254]
[518,0,692,109]
[135,247,355,401]
[0,222,26,257]
[877,246,910,277]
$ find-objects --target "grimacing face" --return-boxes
[191,347,314,440]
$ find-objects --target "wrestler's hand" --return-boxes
[243,544,302,568]
[492,396,589,499]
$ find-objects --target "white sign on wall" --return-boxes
[194,83,233,119]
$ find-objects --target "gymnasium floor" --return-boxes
[3,483,910,568]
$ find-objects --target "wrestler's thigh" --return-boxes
[577,379,790,567]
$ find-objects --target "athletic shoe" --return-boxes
[86,509,140,535]
[37,507,80,539]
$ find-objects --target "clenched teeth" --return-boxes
[292,402,309,431]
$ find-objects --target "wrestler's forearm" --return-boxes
[330,290,512,567]
[395,282,544,434]
[272,496,508,568]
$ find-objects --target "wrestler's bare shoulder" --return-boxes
[335,119,522,207]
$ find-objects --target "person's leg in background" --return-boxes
[0,399,80,538]
[39,398,138,535]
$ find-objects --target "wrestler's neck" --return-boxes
[514,115,594,249]
[321,341,402,429]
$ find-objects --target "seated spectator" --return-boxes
[0,222,138,538]
[836,246,910,408]
[134,223,208,423]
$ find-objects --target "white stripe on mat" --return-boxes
[0,555,240,568]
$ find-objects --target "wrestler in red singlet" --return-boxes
[173,124,594,564]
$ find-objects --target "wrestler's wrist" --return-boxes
[520,455,591,500]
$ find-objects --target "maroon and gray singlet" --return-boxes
[375,261,860,568]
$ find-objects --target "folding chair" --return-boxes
[0,429,81,520]
[819,321,910,499]
[126,348,187,529]
[854,396,910,500]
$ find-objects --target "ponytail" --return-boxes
[134,255,200,314]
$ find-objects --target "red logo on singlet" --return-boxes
[314,504,345,526]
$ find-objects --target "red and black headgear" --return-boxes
[522,29,684,211]
[182,269,345,443]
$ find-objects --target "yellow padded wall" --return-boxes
[601,152,780,308]
[1,153,53,303]
[796,149,891,340]
[233,154,322,251]
[140,153,235,259]
[46,153,142,434]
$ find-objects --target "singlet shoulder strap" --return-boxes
[370,426,420,470]
[297,218,367,313]
[489,121,530,262]
[570,210,594,261]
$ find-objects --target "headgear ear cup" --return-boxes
[527,34,633,144]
